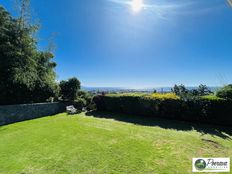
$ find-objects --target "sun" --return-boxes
[130,0,144,13]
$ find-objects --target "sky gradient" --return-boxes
[1,0,232,88]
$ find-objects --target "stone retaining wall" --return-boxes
[0,102,67,126]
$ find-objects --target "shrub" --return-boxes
[93,93,182,119]
[201,95,225,101]
[86,102,97,111]
[77,90,92,105]
[73,98,86,111]
[150,93,180,100]
[93,93,232,126]
[216,85,232,100]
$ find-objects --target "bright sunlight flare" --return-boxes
[130,0,144,12]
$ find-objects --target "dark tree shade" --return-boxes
[59,77,81,101]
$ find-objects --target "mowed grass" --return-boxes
[0,112,232,174]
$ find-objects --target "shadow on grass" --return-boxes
[0,127,8,132]
[86,111,232,140]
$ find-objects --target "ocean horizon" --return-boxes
[82,86,220,92]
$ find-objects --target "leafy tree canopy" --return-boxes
[59,77,81,101]
[172,84,212,99]
[0,4,58,105]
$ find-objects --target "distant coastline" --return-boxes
[82,86,220,93]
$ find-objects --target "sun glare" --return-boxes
[130,0,144,13]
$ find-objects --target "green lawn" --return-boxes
[0,112,231,174]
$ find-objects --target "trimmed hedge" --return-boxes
[93,94,232,126]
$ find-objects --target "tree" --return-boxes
[172,84,188,96]
[59,77,81,101]
[33,52,59,102]
[0,4,58,104]
[190,89,199,96]
[197,84,212,96]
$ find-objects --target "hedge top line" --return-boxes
[103,93,225,101]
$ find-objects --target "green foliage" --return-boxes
[77,90,95,110]
[0,5,58,104]
[106,93,147,97]
[33,52,59,102]
[77,90,88,98]
[86,102,97,111]
[93,93,232,126]
[73,98,87,110]
[216,84,232,100]
[172,84,212,100]
[94,93,182,119]
[197,84,212,96]
[201,95,225,101]
[150,93,180,100]
[77,90,92,103]
[77,91,88,105]
[59,77,81,101]
[172,84,188,96]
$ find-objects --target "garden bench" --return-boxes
[66,105,77,114]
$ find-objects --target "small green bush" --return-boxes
[86,102,97,111]
[77,90,93,105]
[201,95,225,101]
[73,98,87,110]
[216,85,232,100]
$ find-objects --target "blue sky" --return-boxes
[1,0,232,88]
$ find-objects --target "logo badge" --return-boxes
[195,159,206,171]
[193,158,230,172]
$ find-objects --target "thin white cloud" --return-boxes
[109,0,187,9]
[108,0,226,18]
[109,0,131,4]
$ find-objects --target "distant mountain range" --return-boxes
[81,86,220,93]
